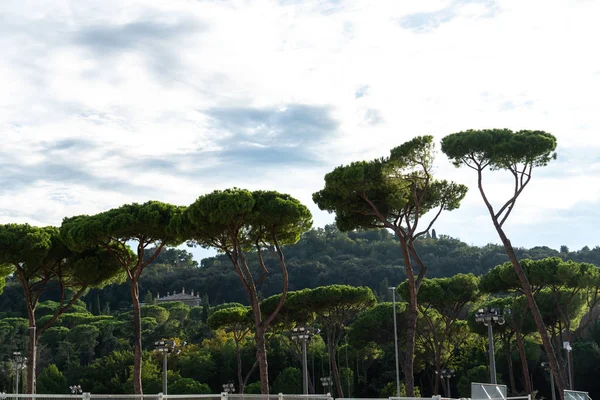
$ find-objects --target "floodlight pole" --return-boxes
[542,362,556,400]
[563,342,572,390]
[475,308,508,385]
[487,322,496,384]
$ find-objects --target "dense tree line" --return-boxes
[1,254,599,398]
[3,227,595,319]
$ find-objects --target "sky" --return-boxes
[1,0,599,262]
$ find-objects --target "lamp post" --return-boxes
[475,308,509,384]
[222,382,235,394]
[291,326,318,394]
[70,385,82,394]
[436,368,455,398]
[563,341,573,390]
[320,376,332,394]
[389,287,401,398]
[12,352,27,394]
[541,362,556,400]
[154,340,182,394]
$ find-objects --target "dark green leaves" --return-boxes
[441,129,557,169]
[180,188,313,251]
[0,224,53,268]
[61,201,185,252]
[313,136,468,233]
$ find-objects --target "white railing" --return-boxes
[0,393,568,400]
[0,394,333,400]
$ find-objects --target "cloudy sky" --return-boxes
[1,0,599,261]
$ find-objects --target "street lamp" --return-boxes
[12,352,27,394]
[475,307,509,384]
[222,382,235,394]
[70,385,82,394]
[154,340,183,394]
[320,376,332,394]
[563,341,573,390]
[541,362,556,400]
[389,287,401,398]
[291,326,319,394]
[436,368,455,398]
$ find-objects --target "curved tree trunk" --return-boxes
[477,169,567,399]
[515,330,531,394]
[255,325,270,394]
[497,229,566,397]
[328,338,344,398]
[243,360,259,394]
[130,280,143,394]
[398,234,417,396]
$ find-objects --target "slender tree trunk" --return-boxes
[398,234,417,396]
[404,302,417,396]
[243,359,259,393]
[26,311,36,394]
[497,229,566,396]
[506,339,516,394]
[515,330,531,393]
[236,340,244,394]
[130,280,143,394]
[255,325,270,394]
[328,339,344,398]
[434,348,442,395]
[476,170,567,399]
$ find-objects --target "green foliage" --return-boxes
[441,129,557,170]
[260,289,316,328]
[168,305,190,323]
[380,381,421,397]
[401,273,480,312]
[349,302,407,347]
[456,365,500,398]
[209,302,245,316]
[313,136,468,233]
[309,285,376,319]
[273,367,301,394]
[207,306,250,331]
[60,201,185,253]
[157,301,186,310]
[572,341,600,396]
[37,364,68,394]
[245,382,261,394]
[143,290,154,305]
[179,188,313,251]
[141,305,169,324]
[0,265,11,296]
[169,378,211,394]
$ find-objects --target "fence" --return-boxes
[0,393,589,400]
[564,391,592,400]
[0,394,333,400]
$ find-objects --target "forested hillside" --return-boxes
[2,225,600,398]
[1,225,597,316]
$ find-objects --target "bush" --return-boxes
[245,382,261,394]
[169,378,211,394]
[273,367,301,394]
[37,364,68,394]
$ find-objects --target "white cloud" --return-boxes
[1,0,599,260]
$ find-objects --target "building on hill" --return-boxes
[156,288,202,308]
